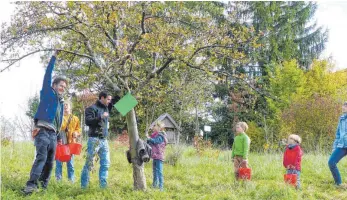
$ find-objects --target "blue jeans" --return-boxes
[328,148,347,185]
[152,159,164,190]
[26,128,57,188]
[286,169,301,189]
[55,155,74,182]
[81,137,110,188]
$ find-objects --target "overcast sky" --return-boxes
[1,1,347,121]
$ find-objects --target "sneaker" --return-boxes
[22,185,38,195]
[335,183,347,189]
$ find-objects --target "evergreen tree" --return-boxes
[229,1,328,70]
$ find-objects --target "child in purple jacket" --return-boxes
[147,121,168,191]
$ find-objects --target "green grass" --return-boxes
[2,142,347,199]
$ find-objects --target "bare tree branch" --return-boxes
[189,44,240,60]
[134,57,174,94]
[97,24,117,50]
[182,60,281,102]
[1,48,93,73]
[1,23,77,45]
[127,3,146,54]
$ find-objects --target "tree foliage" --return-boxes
[268,60,347,152]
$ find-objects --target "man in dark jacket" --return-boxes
[23,51,68,194]
[81,91,118,189]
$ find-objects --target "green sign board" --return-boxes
[114,93,138,116]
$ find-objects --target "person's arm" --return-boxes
[42,53,58,91]
[283,148,287,168]
[108,95,121,113]
[332,121,341,152]
[231,139,235,158]
[296,146,303,170]
[147,135,164,144]
[85,106,101,127]
[242,135,250,160]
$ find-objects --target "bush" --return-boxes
[165,145,184,166]
[247,121,266,152]
[1,136,11,147]
[193,136,212,155]
[281,95,340,152]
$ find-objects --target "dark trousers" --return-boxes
[26,128,57,188]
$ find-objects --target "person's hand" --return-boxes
[32,128,40,139]
[54,50,60,57]
[242,160,248,167]
[58,139,63,145]
[286,165,294,170]
[101,112,109,119]
[146,133,150,139]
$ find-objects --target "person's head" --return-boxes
[342,101,347,113]
[152,121,165,132]
[287,134,302,145]
[99,91,112,106]
[52,77,68,95]
[235,122,248,134]
[63,102,72,115]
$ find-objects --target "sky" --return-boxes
[1,1,347,121]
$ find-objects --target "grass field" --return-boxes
[1,142,347,200]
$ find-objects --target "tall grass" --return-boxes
[1,142,347,199]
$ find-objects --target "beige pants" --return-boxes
[233,156,248,178]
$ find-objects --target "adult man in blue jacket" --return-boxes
[23,51,68,195]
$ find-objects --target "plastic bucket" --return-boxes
[238,167,252,180]
[55,144,71,162]
[284,174,297,186]
[69,143,82,155]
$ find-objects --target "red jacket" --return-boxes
[283,145,303,171]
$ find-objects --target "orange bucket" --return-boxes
[55,144,71,162]
[238,167,252,180]
[69,143,82,155]
[284,174,297,186]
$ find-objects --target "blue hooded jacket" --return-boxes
[34,56,64,130]
[333,114,347,151]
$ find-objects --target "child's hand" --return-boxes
[242,160,248,167]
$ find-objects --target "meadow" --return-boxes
[1,142,347,200]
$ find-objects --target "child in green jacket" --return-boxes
[232,122,251,179]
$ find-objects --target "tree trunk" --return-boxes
[126,109,146,190]
[144,104,156,136]
[177,103,183,145]
[144,107,149,136]
[195,100,199,136]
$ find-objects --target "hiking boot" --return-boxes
[22,185,38,195]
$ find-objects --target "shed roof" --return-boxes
[150,113,179,129]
